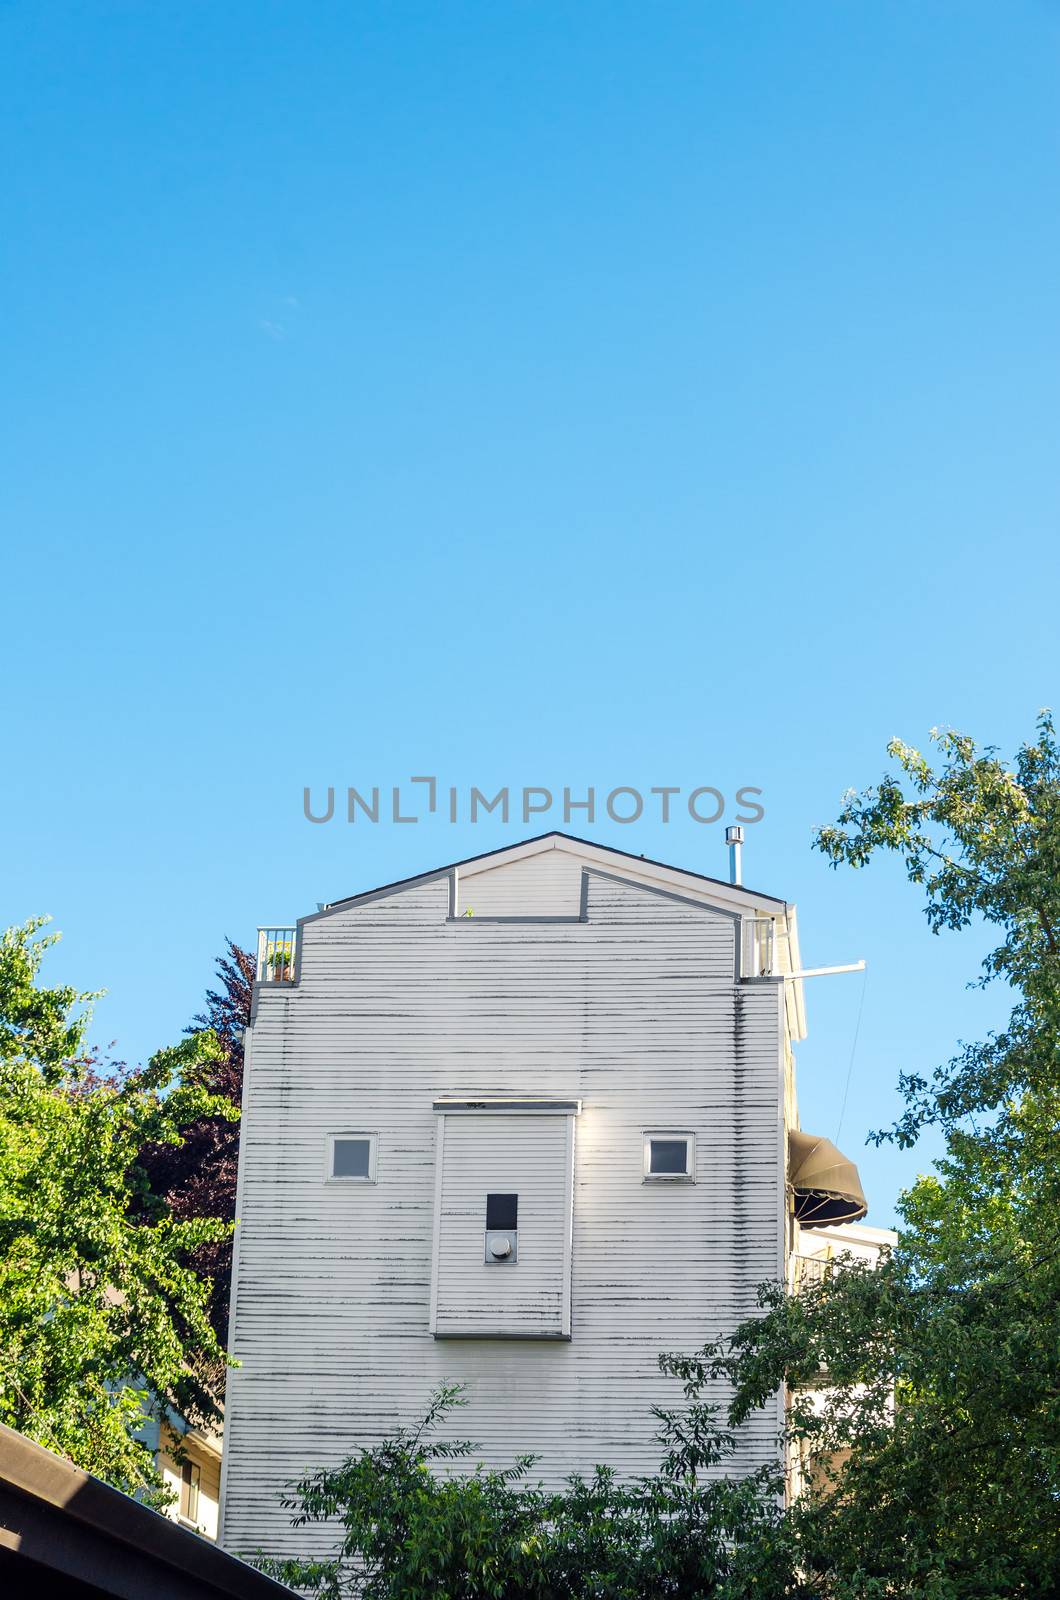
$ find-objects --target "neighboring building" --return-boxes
[220,832,868,1558]
[134,1392,223,1539]
[793,1219,897,1290]
[789,1220,898,1493]
[148,1414,223,1541]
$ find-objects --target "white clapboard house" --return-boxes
[219,832,868,1556]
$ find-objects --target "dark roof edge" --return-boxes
[0,1421,297,1599]
[317,831,787,917]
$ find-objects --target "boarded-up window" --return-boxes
[430,1101,578,1339]
[486,1192,519,1230]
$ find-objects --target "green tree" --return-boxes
[0,916,238,1497]
[712,714,1060,1598]
[139,937,256,1353]
[255,1365,801,1600]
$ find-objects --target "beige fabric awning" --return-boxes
[788,1129,867,1226]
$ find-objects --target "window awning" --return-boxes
[788,1129,867,1226]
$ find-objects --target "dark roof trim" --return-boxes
[0,1422,296,1600]
[312,831,787,920]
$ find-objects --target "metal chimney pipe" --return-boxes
[726,824,744,886]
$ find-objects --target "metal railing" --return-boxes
[794,1254,833,1293]
[256,926,297,982]
[742,916,776,977]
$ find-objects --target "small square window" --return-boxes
[643,1131,695,1182]
[326,1133,378,1183]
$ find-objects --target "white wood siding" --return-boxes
[221,859,785,1561]
[457,849,584,917]
[432,1111,575,1338]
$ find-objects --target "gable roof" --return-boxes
[319,831,788,918]
[277,832,805,1042]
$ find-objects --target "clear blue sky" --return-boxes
[4,2,1059,1225]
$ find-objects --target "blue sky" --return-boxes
[4,2,1059,1225]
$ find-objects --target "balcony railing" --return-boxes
[257,926,297,983]
[742,916,776,978]
[794,1254,833,1293]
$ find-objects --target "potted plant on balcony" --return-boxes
[268,943,293,982]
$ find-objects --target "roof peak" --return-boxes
[322,829,787,915]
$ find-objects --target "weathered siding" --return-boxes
[456,848,584,917]
[432,1110,575,1337]
[220,857,785,1560]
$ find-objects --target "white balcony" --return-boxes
[256,926,297,983]
[793,1253,833,1293]
[741,916,776,977]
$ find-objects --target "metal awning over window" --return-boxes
[788,1129,867,1226]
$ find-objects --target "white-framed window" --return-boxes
[326,1132,378,1183]
[643,1130,695,1182]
